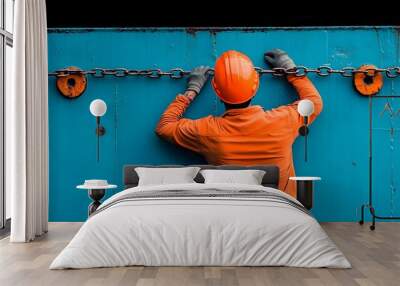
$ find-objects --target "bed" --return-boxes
[50,165,350,269]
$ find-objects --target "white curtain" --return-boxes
[7,0,48,242]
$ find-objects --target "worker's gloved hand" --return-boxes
[264,49,296,70]
[186,66,211,96]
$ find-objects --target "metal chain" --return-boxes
[48,66,400,79]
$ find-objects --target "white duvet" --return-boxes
[50,183,351,269]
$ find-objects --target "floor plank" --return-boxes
[0,222,399,286]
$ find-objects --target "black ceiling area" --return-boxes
[46,1,400,28]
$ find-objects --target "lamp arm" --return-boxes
[304,116,309,126]
[95,116,106,162]
[95,117,106,136]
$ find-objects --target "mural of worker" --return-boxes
[156,49,323,197]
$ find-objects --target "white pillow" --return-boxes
[135,167,201,186]
[200,169,266,185]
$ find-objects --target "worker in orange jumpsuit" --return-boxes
[156,49,322,197]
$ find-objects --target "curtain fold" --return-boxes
[8,0,48,242]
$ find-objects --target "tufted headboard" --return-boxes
[123,165,280,189]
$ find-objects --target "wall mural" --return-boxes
[48,27,400,222]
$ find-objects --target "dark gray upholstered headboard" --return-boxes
[123,165,279,189]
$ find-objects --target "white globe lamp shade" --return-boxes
[90,99,107,117]
[297,99,314,117]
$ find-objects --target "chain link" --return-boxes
[340,67,356,77]
[386,67,400,78]
[48,66,400,79]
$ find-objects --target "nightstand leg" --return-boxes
[88,189,105,216]
[296,181,314,210]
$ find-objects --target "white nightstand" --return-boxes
[289,177,321,210]
[77,180,117,216]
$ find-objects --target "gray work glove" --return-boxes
[186,66,210,95]
[264,49,296,70]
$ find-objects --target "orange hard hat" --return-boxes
[212,50,259,104]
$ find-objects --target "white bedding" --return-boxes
[50,183,351,269]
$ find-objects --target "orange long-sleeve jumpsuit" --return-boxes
[155,76,323,197]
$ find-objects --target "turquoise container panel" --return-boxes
[48,28,400,222]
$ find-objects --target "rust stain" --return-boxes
[210,32,218,115]
[185,27,197,36]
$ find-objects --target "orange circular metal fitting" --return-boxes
[56,66,87,99]
[353,64,383,96]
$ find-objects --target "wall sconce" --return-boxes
[297,99,315,162]
[89,99,107,162]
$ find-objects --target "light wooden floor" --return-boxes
[0,222,399,286]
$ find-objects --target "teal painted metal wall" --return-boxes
[48,27,400,222]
